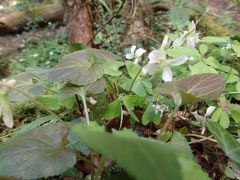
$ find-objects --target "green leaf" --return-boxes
[204,56,221,69]
[190,62,218,75]
[169,7,189,30]
[71,127,182,180]
[206,121,240,167]
[142,103,161,125]
[36,95,61,111]
[178,156,210,180]
[122,95,145,122]
[103,99,121,120]
[201,36,230,43]
[232,41,240,57]
[0,123,76,179]
[176,73,225,101]
[7,72,44,102]
[60,79,106,99]
[230,110,240,123]
[28,49,119,85]
[211,108,230,128]
[199,44,208,55]
[169,132,194,159]
[167,46,200,58]
[103,61,124,76]
[12,116,57,137]
[125,61,141,79]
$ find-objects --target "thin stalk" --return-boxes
[104,76,117,98]
[186,134,216,144]
[157,108,177,139]
[7,85,69,129]
[79,88,90,126]
[119,101,124,130]
[94,156,107,180]
[127,66,143,94]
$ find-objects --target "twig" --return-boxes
[88,0,126,45]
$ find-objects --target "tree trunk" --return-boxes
[0,4,64,35]
[67,0,94,47]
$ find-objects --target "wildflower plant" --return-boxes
[1,20,240,180]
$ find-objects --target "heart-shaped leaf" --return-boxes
[28,49,120,86]
[72,126,182,180]
[0,123,76,179]
[176,73,225,101]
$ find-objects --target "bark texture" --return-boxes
[67,0,94,47]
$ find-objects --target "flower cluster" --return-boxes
[125,21,199,82]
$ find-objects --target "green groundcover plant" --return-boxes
[0,21,240,180]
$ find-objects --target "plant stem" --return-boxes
[127,66,143,94]
[104,76,117,98]
[157,107,177,139]
[185,134,216,144]
[79,87,90,126]
[7,85,69,129]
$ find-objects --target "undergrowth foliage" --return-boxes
[1,21,240,180]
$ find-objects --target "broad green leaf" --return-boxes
[219,111,230,129]
[36,95,61,111]
[178,156,210,180]
[190,62,218,75]
[125,61,141,79]
[60,79,106,99]
[0,94,13,128]
[0,123,76,179]
[232,41,240,57]
[12,116,57,137]
[7,72,44,102]
[204,56,221,69]
[28,49,119,85]
[199,44,208,55]
[169,7,189,30]
[71,127,182,180]
[167,46,200,58]
[142,103,161,125]
[103,99,121,120]
[201,36,230,43]
[103,61,124,76]
[169,133,210,180]
[211,108,223,122]
[206,121,240,167]
[176,73,225,101]
[230,110,240,123]
[169,132,194,159]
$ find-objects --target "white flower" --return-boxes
[204,106,216,118]
[161,35,171,49]
[142,49,188,81]
[173,21,200,48]
[32,53,39,58]
[125,45,146,64]
[226,43,232,49]
[49,51,54,55]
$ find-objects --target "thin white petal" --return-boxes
[126,53,134,59]
[205,106,216,117]
[173,35,186,46]
[167,56,188,66]
[135,48,146,57]
[131,45,136,54]
[162,65,172,82]
[161,35,169,49]
[3,110,13,128]
[134,58,139,64]
[148,50,166,64]
[142,63,158,75]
